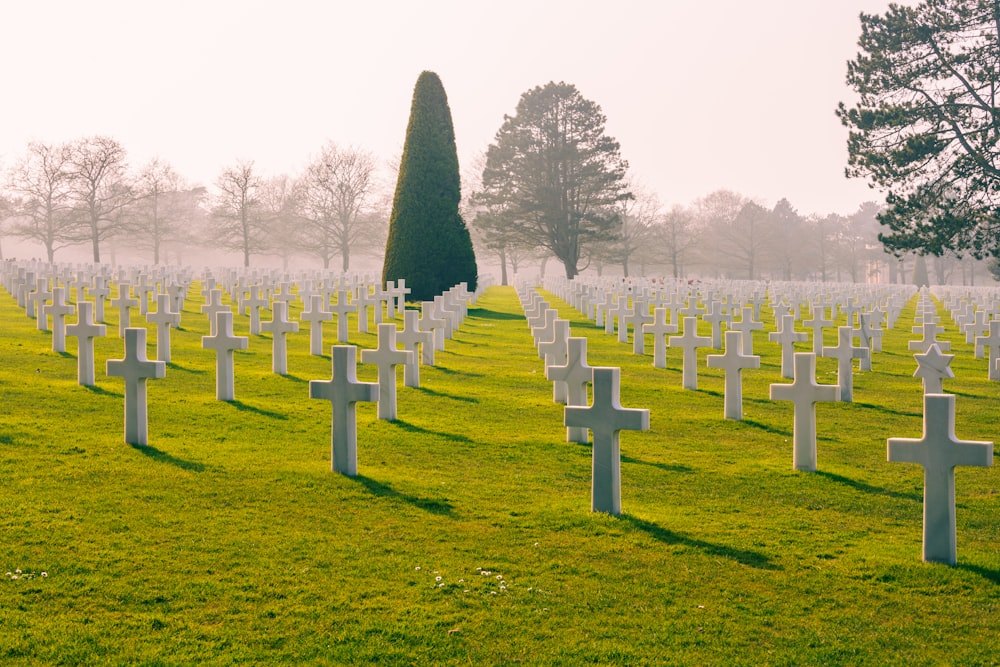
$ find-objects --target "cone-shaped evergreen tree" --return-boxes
[382,71,478,301]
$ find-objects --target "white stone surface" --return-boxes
[260,301,299,375]
[668,316,712,390]
[66,301,106,386]
[564,366,649,515]
[706,330,761,420]
[202,310,249,400]
[770,353,840,472]
[310,345,379,476]
[106,327,166,446]
[887,393,992,565]
[361,322,412,421]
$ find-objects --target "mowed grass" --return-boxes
[0,282,997,665]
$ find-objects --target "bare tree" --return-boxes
[67,136,134,263]
[294,143,377,271]
[259,174,299,270]
[6,141,76,262]
[656,204,700,279]
[212,160,265,267]
[593,182,660,277]
[128,158,203,265]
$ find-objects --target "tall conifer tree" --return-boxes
[382,71,477,301]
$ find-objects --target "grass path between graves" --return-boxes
[0,283,997,665]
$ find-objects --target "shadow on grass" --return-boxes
[130,444,205,472]
[741,419,792,437]
[957,562,1000,584]
[620,455,694,474]
[468,308,526,321]
[852,402,922,418]
[697,388,722,397]
[414,386,479,404]
[621,513,779,570]
[392,419,474,444]
[225,400,288,420]
[57,350,74,359]
[814,470,921,502]
[83,384,122,398]
[166,362,208,375]
[352,474,454,516]
[279,374,308,383]
[429,366,485,379]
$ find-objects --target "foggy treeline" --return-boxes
[0,135,988,285]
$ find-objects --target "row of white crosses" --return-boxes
[519,285,650,516]
[532,276,994,565]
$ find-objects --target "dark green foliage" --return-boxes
[837,0,1000,258]
[475,82,631,279]
[382,71,477,301]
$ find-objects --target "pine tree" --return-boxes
[382,71,477,301]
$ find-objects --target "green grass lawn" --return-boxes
[1,283,997,665]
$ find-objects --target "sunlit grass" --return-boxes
[0,282,997,664]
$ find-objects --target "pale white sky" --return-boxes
[0,0,906,217]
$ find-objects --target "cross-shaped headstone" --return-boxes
[111,282,140,338]
[730,305,764,355]
[260,301,299,375]
[66,301,106,386]
[913,343,955,395]
[539,319,571,403]
[546,337,594,443]
[244,287,267,336]
[28,277,52,325]
[706,329,761,420]
[887,393,992,565]
[975,320,1000,381]
[643,307,678,369]
[310,345,379,476]
[768,313,808,379]
[201,288,229,337]
[804,305,833,356]
[146,293,181,363]
[669,316,713,390]
[329,288,357,343]
[395,309,433,387]
[91,276,110,323]
[106,327,166,446]
[770,352,840,472]
[564,366,649,515]
[420,301,448,352]
[202,310,249,401]
[360,322,412,421]
[822,325,869,403]
[42,286,75,353]
[909,321,950,354]
[702,300,728,349]
[300,294,333,356]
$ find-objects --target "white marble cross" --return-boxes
[822,325,869,403]
[106,327,166,445]
[909,321,949,353]
[624,303,654,355]
[702,300,728,349]
[768,313,808,379]
[361,323,412,421]
[669,316,713,390]
[395,309,433,387]
[146,293,181,363]
[300,294,333,356]
[643,307,678,369]
[730,305,764,355]
[770,353,840,472]
[546,337,594,443]
[887,393,993,565]
[706,329,761,420]
[538,319,571,403]
[420,301,447,352]
[111,282,139,338]
[244,287,267,336]
[803,305,833,356]
[66,301,106,386]
[913,343,955,395]
[329,288,357,343]
[201,288,229,337]
[202,310,249,400]
[974,320,1000,381]
[310,345,379,475]
[564,366,649,515]
[260,301,299,375]
[42,286,75,353]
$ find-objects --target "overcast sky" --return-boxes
[1,0,908,217]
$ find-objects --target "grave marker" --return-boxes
[202,310,249,401]
[66,301,106,386]
[706,330,760,420]
[106,327,166,446]
[310,345,379,476]
[360,322,412,421]
[769,353,840,472]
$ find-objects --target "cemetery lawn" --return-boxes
[1,284,997,665]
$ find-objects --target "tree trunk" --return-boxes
[499,247,508,286]
[342,248,350,273]
[91,223,101,263]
